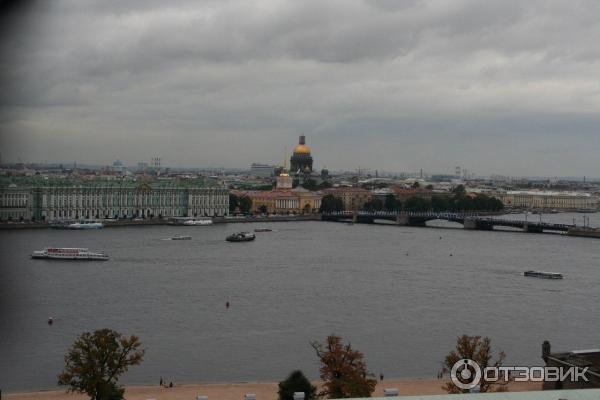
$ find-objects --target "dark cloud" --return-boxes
[1,0,599,176]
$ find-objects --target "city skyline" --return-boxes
[2,1,600,176]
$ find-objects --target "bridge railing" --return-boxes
[321,212,579,229]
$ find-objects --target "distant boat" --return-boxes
[576,208,597,213]
[31,247,109,261]
[524,270,563,279]
[183,219,213,226]
[170,235,192,240]
[226,232,256,242]
[254,228,273,232]
[68,222,104,229]
[51,221,104,230]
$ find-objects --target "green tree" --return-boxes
[278,370,317,400]
[301,179,319,191]
[229,194,239,213]
[320,194,345,212]
[452,184,466,197]
[384,194,400,211]
[58,329,145,400]
[237,195,252,214]
[258,204,268,214]
[362,198,383,212]
[412,181,421,188]
[404,196,431,211]
[318,181,333,189]
[311,335,377,398]
[442,335,507,394]
[431,195,451,211]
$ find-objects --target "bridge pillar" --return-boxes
[352,212,357,224]
[408,218,427,227]
[523,223,543,233]
[464,218,478,230]
[463,218,493,231]
[396,215,409,226]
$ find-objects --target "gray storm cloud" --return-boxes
[1,0,599,176]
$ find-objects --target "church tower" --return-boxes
[290,135,313,175]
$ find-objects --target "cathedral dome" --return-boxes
[293,144,311,154]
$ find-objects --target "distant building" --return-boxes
[0,183,31,221]
[111,160,124,173]
[250,163,275,177]
[151,157,161,170]
[238,187,321,214]
[0,177,228,221]
[137,162,149,172]
[391,186,435,203]
[235,159,321,214]
[275,170,293,190]
[290,135,313,175]
[322,187,372,211]
[542,341,600,390]
[493,190,598,210]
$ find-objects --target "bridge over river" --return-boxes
[321,211,581,234]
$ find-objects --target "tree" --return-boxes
[229,194,239,213]
[237,195,252,214]
[412,181,420,188]
[452,184,466,197]
[404,196,430,211]
[310,335,377,399]
[320,194,345,212]
[301,179,319,191]
[362,198,383,212]
[258,204,268,214]
[442,335,507,394]
[58,329,145,400]
[431,195,451,211]
[318,181,333,189]
[278,370,317,400]
[384,194,400,211]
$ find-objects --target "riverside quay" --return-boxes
[0,177,229,222]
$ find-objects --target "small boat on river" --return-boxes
[226,232,256,242]
[524,270,563,279]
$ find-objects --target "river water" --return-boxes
[1,213,599,391]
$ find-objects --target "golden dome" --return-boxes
[293,144,311,154]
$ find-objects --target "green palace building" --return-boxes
[0,176,228,222]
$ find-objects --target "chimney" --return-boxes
[542,340,551,362]
[299,135,305,145]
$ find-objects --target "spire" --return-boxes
[280,146,289,177]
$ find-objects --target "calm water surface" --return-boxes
[1,214,599,391]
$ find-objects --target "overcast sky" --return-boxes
[1,0,599,176]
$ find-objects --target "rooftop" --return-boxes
[0,176,220,189]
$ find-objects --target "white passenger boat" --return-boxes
[51,221,104,229]
[31,247,109,261]
[524,270,563,279]
[68,222,104,229]
[182,219,213,226]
